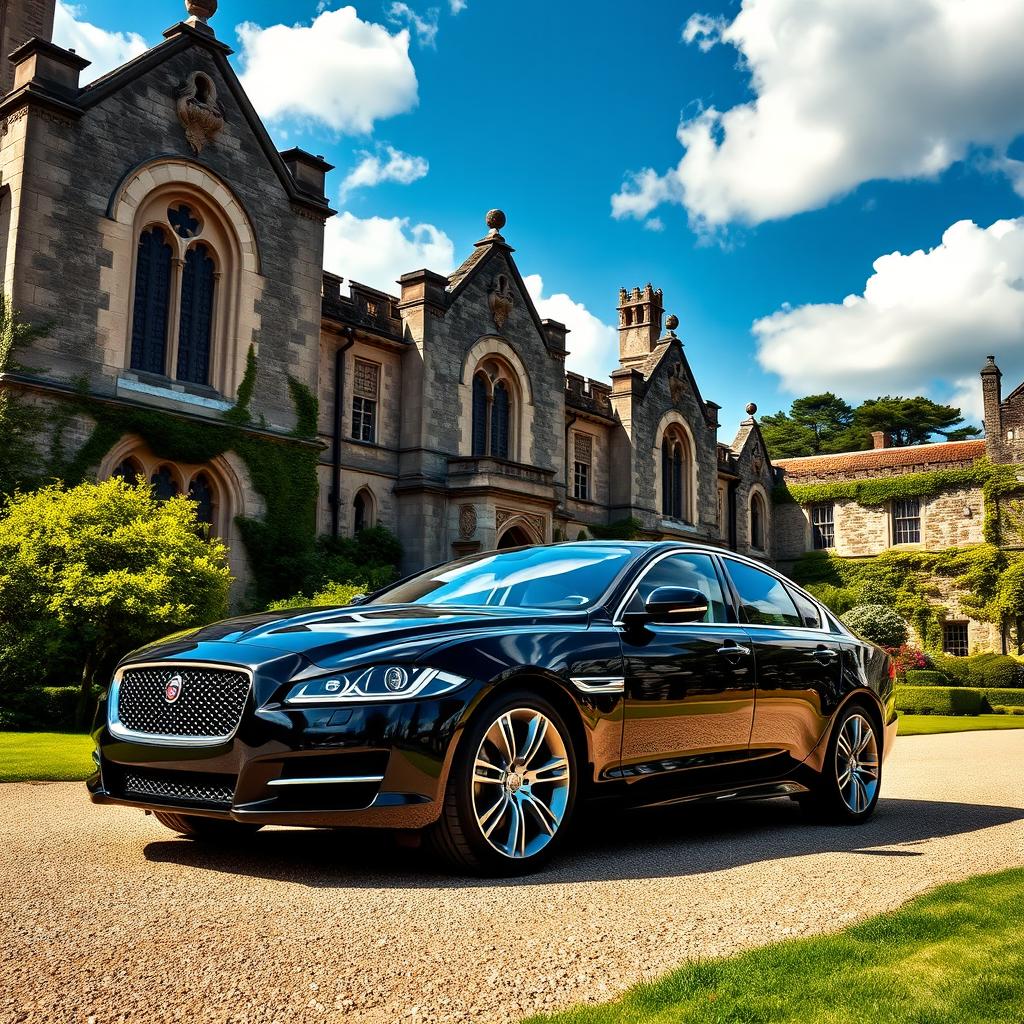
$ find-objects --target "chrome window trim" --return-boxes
[267,775,385,787]
[570,676,625,695]
[108,660,254,748]
[611,548,733,627]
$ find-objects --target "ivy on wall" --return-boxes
[53,348,322,606]
[791,544,1024,651]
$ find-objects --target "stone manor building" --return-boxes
[2,0,1023,659]
[0,0,777,588]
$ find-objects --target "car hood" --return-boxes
[123,603,591,672]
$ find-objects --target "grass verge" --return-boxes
[897,712,1024,736]
[524,868,1024,1024]
[0,732,94,782]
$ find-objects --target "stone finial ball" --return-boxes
[185,0,217,20]
[485,209,506,231]
[665,314,679,331]
[746,402,758,416]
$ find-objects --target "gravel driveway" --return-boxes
[2,730,1023,1024]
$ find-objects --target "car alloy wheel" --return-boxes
[835,711,880,815]
[471,708,571,860]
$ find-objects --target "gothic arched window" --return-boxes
[112,457,144,484]
[661,426,692,522]
[472,372,488,456]
[353,488,375,533]
[750,491,766,550]
[130,226,173,375]
[188,472,216,527]
[151,466,180,501]
[491,380,510,459]
[177,243,216,385]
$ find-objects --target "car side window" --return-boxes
[724,560,802,627]
[787,586,822,629]
[624,553,729,623]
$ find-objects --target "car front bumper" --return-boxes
[88,687,482,830]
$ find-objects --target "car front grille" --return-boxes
[113,664,251,742]
[123,769,235,808]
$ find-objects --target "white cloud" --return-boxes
[340,145,429,198]
[236,7,418,134]
[613,0,1024,229]
[386,2,439,47]
[52,1,147,84]
[324,211,455,293]
[753,218,1024,420]
[643,217,665,233]
[524,275,619,383]
[450,0,468,12]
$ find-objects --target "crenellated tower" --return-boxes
[617,283,663,364]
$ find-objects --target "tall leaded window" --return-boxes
[188,472,215,527]
[351,358,379,443]
[811,504,835,549]
[472,373,488,456]
[573,432,592,501]
[112,457,144,484]
[130,226,173,375]
[750,491,766,550]
[661,428,689,521]
[151,466,180,501]
[491,381,510,459]
[893,498,921,544]
[177,243,215,385]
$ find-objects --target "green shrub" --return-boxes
[972,654,1023,688]
[928,653,973,685]
[0,478,231,725]
[894,685,983,716]
[904,669,951,687]
[0,685,100,731]
[267,582,365,612]
[842,604,910,648]
[980,687,1024,709]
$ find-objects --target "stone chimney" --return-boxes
[871,430,891,450]
[280,148,332,200]
[8,36,88,97]
[981,354,1007,462]
[1,0,56,95]
[617,284,663,364]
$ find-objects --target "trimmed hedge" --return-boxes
[927,653,1024,688]
[894,685,983,716]
[991,706,1024,716]
[0,686,86,731]
[904,670,952,687]
[981,688,1024,709]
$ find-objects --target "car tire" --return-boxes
[800,703,882,823]
[152,811,263,841]
[428,689,578,876]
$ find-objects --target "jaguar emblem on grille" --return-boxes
[164,674,184,703]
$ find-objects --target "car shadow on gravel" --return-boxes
[142,795,1024,888]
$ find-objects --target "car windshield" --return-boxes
[368,544,635,610]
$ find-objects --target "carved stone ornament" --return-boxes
[459,504,477,539]
[175,71,225,155]
[488,273,514,331]
[668,361,686,406]
[751,443,764,476]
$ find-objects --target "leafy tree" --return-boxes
[0,295,49,500]
[758,411,818,459]
[0,478,231,724]
[852,396,981,447]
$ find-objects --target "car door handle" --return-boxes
[808,646,839,662]
[716,643,750,660]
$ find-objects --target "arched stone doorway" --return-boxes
[496,524,533,549]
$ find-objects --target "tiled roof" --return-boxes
[775,439,987,476]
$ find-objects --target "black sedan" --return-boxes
[88,542,897,874]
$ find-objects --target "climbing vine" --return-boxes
[790,544,1024,652]
[50,352,322,606]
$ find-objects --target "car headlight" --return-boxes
[285,666,468,704]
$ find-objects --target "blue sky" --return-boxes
[56,0,1024,433]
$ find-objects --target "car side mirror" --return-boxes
[348,593,368,606]
[624,586,709,629]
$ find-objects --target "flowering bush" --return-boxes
[885,644,927,681]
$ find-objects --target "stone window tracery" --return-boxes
[471,358,519,461]
[661,425,693,522]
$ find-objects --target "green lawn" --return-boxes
[897,712,1024,736]
[0,732,94,782]
[525,868,1024,1024]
